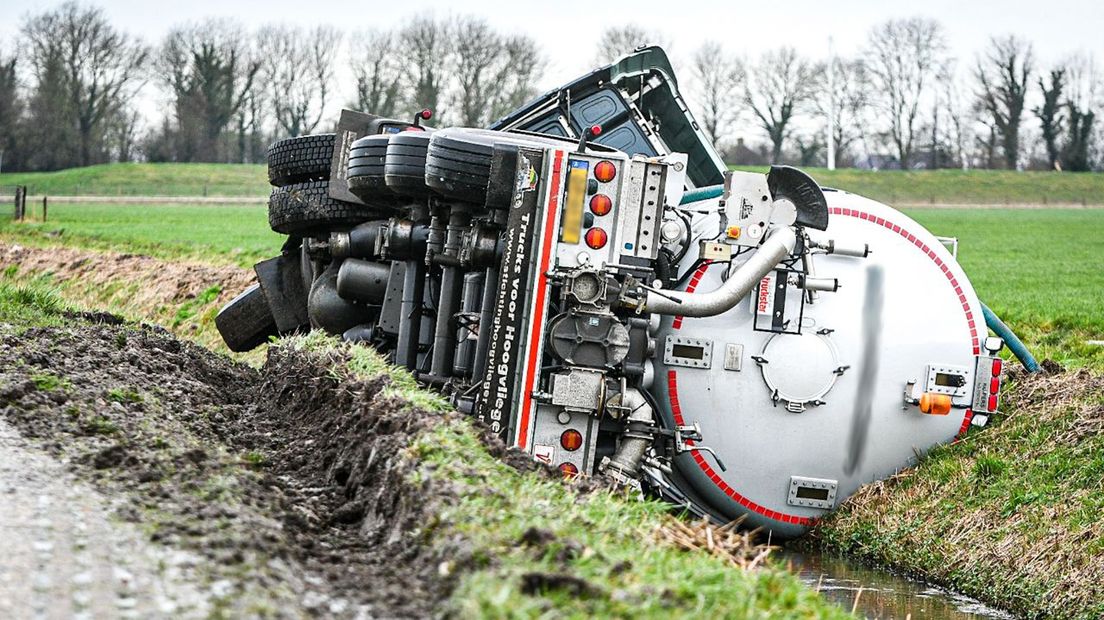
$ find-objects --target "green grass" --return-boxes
[0,163,268,197]
[734,166,1104,205]
[0,276,73,327]
[816,370,1104,619]
[0,203,283,268]
[903,208,1104,369]
[3,162,1102,206]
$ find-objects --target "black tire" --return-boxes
[268,181,382,235]
[267,134,335,186]
[346,135,393,204]
[216,284,278,352]
[425,128,575,203]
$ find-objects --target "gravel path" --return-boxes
[0,418,210,619]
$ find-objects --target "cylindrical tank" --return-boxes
[650,190,984,538]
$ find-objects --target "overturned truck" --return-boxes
[218,47,1008,537]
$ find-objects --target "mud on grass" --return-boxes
[813,364,1104,619]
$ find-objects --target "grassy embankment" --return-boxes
[733,165,1104,205]
[0,279,850,618]
[0,162,268,197]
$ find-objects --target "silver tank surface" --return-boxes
[650,190,983,537]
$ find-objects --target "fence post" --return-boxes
[42,196,47,222]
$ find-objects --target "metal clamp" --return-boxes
[673,423,727,471]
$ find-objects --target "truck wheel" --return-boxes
[268,180,382,235]
[426,128,575,203]
[346,134,393,203]
[216,284,279,352]
[267,134,335,186]
[385,132,433,197]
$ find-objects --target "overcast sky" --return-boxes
[1,0,1101,127]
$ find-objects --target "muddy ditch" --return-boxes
[0,319,472,617]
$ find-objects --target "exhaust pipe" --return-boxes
[644,226,797,317]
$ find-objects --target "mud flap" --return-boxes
[254,253,310,335]
[767,166,829,231]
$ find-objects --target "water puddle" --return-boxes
[778,549,1016,619]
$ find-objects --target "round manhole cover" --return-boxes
[759,331,841,408]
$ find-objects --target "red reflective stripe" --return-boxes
[828,207,979,438]
[668,369,816,527]
[516,150,564,449]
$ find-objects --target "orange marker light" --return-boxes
[589,194,612,216]
[594,160,617,183]
[560,429,583,451]
[919,392,953,415]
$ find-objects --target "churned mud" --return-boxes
[0,320,459,617]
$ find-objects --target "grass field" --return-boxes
[733,166,1104,205]
[0,203,282,268]
[3,162,1104,206]
[0,163,268,197]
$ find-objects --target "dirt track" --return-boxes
[0,320,458,618]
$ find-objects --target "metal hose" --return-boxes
[644,227,797,317]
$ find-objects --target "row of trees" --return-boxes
[0,3,1100,172]
[666,19,1101,170]
[0,3,544,171]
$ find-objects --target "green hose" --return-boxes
[981,303,1039,372]
[679,184,724,205]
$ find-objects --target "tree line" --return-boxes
[650,19,1101,171]
[0,3,543,171]
[0,4,1100,173]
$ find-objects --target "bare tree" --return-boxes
[22,1,148,168]
[349,28,403,118]
[594,25,668,65]
[452,16,503,126]
[400,16,451,122]
[943,76,972,169]
[975,35,1033,169]
[689,41,743,149]
[485,35,544,122]
[812,57,870,165]
[743,47,816,163]
[0,52,20,171]
[1061,53,1100,171]
[1034,68,1066,170]
[159,19,261,161]
[865,17,948,168]
[258,25,341,138]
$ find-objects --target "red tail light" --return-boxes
[988,394,999,411]
[585,228,608,249]
[560,429,583,451]
[558,462,580,478]
[992,358,1003,376]
[589,194,612,216]
[594,160,616,183]
[989,377,1000,394]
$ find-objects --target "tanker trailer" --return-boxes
[217,46,1011,538]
